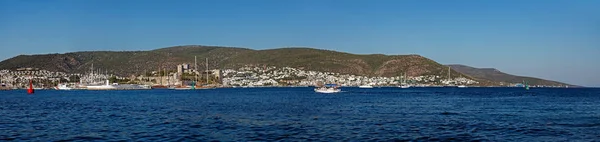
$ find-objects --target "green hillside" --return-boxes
[0,45,470,79]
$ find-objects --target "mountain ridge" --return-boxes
[0,45,570,86]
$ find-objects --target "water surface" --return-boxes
[1,87,599,141]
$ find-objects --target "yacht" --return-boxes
[87,80,117,90]
[55,84,72,90]
[399,85,410,88]
[314,84,341,93]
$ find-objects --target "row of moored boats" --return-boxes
[315,84,467,93]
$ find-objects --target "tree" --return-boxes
[109,76,118,84]
[69,75,80,83]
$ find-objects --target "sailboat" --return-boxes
[399,72,410,88]
[152,66,168,89]
[196,57,216,89]
[524,80,530,90]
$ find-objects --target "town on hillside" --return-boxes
[0,64,568,90]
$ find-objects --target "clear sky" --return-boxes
[0,0,598,87]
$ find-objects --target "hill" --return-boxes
[0,45,468,79]
[447,64,573,86]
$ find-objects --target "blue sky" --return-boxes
[0,0,598,86]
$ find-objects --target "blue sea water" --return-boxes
[1,87,599,141]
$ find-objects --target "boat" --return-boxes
[443,66,458,87]
[457,85,467,88]
[151,85,169,89]
[358,85,373,88]
[55,84,72,90]
[314,84,341,93]
[171,81,195,90]
[173,86,193,90]
[399,72,410,88]
[86,80,117,90]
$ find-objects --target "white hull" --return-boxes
[56,87,72,90]
[358,85,373,88]
[55,84,72,90]
[457,85,467,88]
[87,85,117,90]
[399,85,410,88]
[314,88,341,93]
[173,87,192,90]
[86,80,117,90]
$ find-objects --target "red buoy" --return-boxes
[27,80,34,94]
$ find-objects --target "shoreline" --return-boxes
[2,85,584,90]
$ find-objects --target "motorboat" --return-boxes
[399,84,410,88]
[55,84,72,90]
[314,87,341,93]
[358,85,373,88]
[457,85,467,88]
[314,84,341,93]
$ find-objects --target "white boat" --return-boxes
[314,88,341,93]
[172,86,193,90]
[314,84,341,93]
[399,72,410,88]
[358,85,373,88]
[55,84,72,90]
[173,87,192,90]
[457,85,467,88]
[87,80,117,90]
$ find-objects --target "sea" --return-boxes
[1,87,599,141]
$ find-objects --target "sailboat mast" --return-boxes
[91,63,94,75]
[159,66,163,85]
[404,72,407,84]
[206,58,209,84]
[166,68,169,86]
[195,56,198,83]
